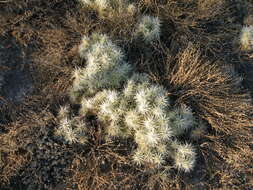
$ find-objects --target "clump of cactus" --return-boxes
[55,33,204,172]
[55,105,87,144]
[79,0,136,17]
[70,33,132,102]
[239,25,253,51]
[135,15,161,43]
[171,141,196,172]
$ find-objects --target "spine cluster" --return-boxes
[79,1,161,43]
[240,25,253,51]
[135,15,161,43]
[79,0,136,17]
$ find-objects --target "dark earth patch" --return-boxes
[0,34,33,123]
[0,35,32,104]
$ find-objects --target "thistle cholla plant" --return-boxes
[55,105,88,144]
[239,25,253,51]
[55,33,203,172]
[135,15,161,43]
[79,0,136,17]
[70,33,133,102]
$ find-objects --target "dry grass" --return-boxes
[165,45,253,189]
[0,0,252,189]
[166,45,253,132]
[199,129,253,190]
[0,109,55,188]
[65,120,185,190]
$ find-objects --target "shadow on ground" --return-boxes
[0,34,33,124]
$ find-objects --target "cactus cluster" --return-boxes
[70,33,133,102]
[171,141,196,172]
[55,105,88,144]
[79,0,161,43]
[135,15,161,43]
[79,0,136,17]
[55,33,204,172]
[240,25,253,51]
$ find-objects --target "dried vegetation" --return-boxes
[0,0,252,189]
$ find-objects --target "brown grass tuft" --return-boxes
[166,45,253,132]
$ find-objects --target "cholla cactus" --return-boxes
[136,15,161,43]
[56,33,203,172]
[55,106,87,144]
[79,89,108,115]
[168,104,195,136]
[75,74,173,165]
[123,73,150,99]
[70,33,133,102]
[239,26,253,51]
[58,105,70,119]
[133,147,165,166]
[79,0,136,17]
[171,142,196,172]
